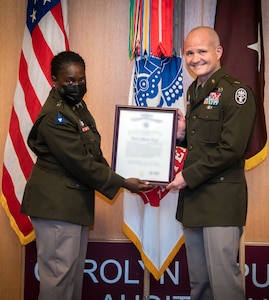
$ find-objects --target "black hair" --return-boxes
[51,51,86,78]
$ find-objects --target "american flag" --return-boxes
[0,0,69,245]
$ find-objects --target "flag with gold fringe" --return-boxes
[1,0,69,245]
[123,54,185,281]
[125,0,185,280]
[214,0,267,170]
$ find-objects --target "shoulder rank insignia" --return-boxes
[55,112,67,124]
[235,88,247,105]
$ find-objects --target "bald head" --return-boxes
[183,26,223,83]
[184,26,221,51]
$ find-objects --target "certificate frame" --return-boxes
[111,105,178,185]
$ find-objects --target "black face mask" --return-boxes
[60,84,87,105]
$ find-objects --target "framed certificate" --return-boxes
[111,105,178,185]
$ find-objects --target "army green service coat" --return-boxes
[21,88,124,226]
[176,68,256,227]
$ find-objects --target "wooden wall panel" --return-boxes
[0,1,27,299]
[0,0,268,299]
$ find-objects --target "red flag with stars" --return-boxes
[214,0,267,170]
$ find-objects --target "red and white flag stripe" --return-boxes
[1,0,69,245]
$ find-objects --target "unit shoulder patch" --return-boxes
[55,112,67,124]
[235,88,247,105]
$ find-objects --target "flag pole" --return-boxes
[143,267,150,299]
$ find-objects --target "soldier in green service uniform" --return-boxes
[167,26,256,299]
[21,51,151,300]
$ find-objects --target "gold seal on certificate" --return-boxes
[111,105,178,185]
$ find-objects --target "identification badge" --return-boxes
[79,119,90,132]
[82,126,90,132]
